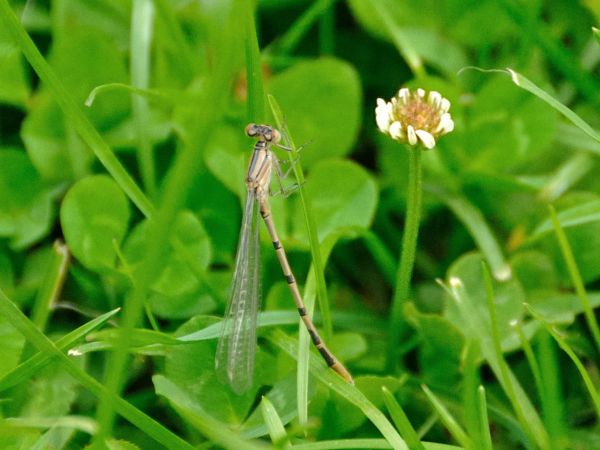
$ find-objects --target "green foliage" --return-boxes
[0,0,599,449]
[61,175,130,271]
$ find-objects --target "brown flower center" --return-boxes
[394,96,440,133]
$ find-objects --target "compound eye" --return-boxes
[245,123,258,137]
[271,129,282,144]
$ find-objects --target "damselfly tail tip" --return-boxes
[333,362,354,384]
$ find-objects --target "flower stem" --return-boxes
[386,146,422,371]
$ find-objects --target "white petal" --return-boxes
[428,91,441,108]
[389,121,403,139]
[376,114,391,133]
[435,113,454,134]
[416,88,425,98]
[415,129,435,149]
[440,98,451,113]
[375,99,392,132]
[407,125,417,145]
[398,88,410,103]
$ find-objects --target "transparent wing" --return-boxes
[216,191,261,394]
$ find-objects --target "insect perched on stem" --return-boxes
[215,123,353,394]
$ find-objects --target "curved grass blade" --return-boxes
[548,205,600,351]
[0,288,195,450]
[421,385,471,450]
[268,329,407,450]
[0,307,120,392]
[525,304,600,419]
[462,67,600,144]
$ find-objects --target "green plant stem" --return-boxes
[318,2,334,55]
[0,288,194,450]
[548,205,600,352]
[244,0,265,123]
[269,94,333,341]
[386,146,422,371]
[0,0,154,218]
[30,241,69,331]
[131,0,157,197]
[91,0,242,444]
[482,263,539,449]
[269,0,338,56]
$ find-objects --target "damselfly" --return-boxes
[216,123,353,394]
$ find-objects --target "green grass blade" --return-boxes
[476,386,493,450]
[382,386,425,450]
[244,0,265,122]
[295,233,343,425]
[268,95,334,340]
[530,199,600,240]
[441,277,550,449]
[268,329,408,450]
[85,83,183,107]
[496,0,600,104]
[92,0,244,443]
[0,416,96,435]
[370,0,424,77]
[0,307,120,392]
[0,0,154,218]
[0,288,195,449]
[130,0,156,197]
[269,0,338,56]
[360,230,396,285]
[526,304,600,419]
[260,396,290,447]
[537,329,567,447]
[462,340,481,448]
[464,67,600,143]
[481,263,534,445]
[426,183,510,281]
[152,0,198,81]
[539,153,593,202]
[511,320,543,406]
[153,375,267,450]
[30,241,70,331]
[421,384,471,449]
[292,440,463,450]
[548,205,600,351]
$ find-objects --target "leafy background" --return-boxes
[0,0,600,449]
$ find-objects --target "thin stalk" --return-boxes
[548,205,600,352]
[482,263,538,448]
[131,0,157,197]
[512,320,544,405]
[30,241,70,331]
[386,146,422,371]
[477,386,494,450]
[537,329,567,448]
[244,0,265,123]
[318,1,334,55]
[91,0,242,443]
[268,0,338,56]
[269,94,333,341]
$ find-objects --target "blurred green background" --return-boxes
[1,0,600,449]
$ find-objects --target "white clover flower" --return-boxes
[375,88,454,149]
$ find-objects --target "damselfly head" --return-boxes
[245,123,281,144]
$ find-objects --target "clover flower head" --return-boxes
[375,88,454,149]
